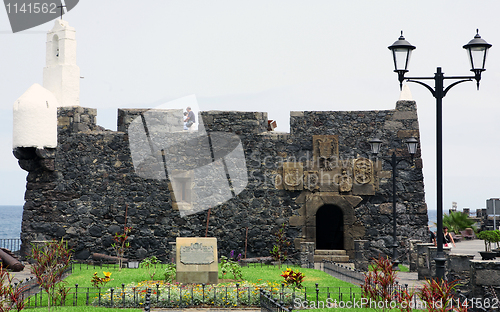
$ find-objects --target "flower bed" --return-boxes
[92,280,303,308]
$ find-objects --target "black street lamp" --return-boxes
[388,30,492,279]
[369,137,418,270]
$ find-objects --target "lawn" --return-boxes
[23,262,422,311]
[23,262,361,309]
[65,262,356,289]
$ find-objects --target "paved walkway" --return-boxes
[8,263,33,283]
[449,238,485,259]
[395,238,485,288]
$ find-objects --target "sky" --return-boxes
[1,1,500,215]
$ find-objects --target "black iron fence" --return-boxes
[260,289,292,312]
[19,280,363,309]
[322,261,365,285]
[0,238,21,252]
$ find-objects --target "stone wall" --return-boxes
[448,254,474,294]
[470,260,500,301]
[16,100,428,262]
[416,244,453,280]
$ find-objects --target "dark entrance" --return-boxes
[316,204,344,250]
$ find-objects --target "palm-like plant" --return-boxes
[440,211,476,234]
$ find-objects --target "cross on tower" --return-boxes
[57,4,66,20]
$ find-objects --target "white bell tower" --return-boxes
[43,19,80,107]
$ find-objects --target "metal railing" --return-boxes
[260,289,292,312]
[322,261,365,285]
[0,239,21,252]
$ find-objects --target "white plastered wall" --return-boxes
[43,19,80,107]
[13,83,58,148]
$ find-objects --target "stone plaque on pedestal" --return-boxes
[176,237,218,284]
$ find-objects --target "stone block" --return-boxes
[393,111,418,120]
[289,215,304,227]
[354,239,370,271]
[58,116,70,126]
[312,135,339,166]
[408,240,422,272]
[295,192,307,204]
[344,195,363,209]
[313,254,349,262]
[383,121,403,131]
[282,162,303,191]
[475,269,500,286]
[176,237,218,284]
[397,130,419,138]
[300,241,314,269]
[352,183,374,195]
[416,243,434,280]
[378,170,392,179]
[294,237,305,250]
[448,254,474,273]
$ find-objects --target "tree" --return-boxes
[111,226,132,271]
[30,239,72,312]
[477,230,500,252]
[270,223,291,264]
[441,211,476,234]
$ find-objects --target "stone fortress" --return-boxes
[13,20,428,263]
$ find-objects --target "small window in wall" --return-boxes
[170,170,193,211]
[52,34,59,59]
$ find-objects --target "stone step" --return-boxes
[313,254,350,263]
[314,249,347,256]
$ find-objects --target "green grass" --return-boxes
[239,263,355,288]
[66,264,157,288]
[368,263,409,272]
[65,262,355,289]
[23,263,359,309]
[24,263,426,311]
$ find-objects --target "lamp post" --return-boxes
[369,137,418,270]
[388,30,492,279]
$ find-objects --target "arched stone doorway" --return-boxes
[316,204,344,250]
[289,193,365,258]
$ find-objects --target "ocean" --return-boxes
[428,209,437,231]
[0,205,23,239]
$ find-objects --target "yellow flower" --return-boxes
[103,271,112,278]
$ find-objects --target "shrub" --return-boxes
[220,256,243,280]
[163,263,176,283]
[0,267,27,312]
[91,271,113,288]
[361,255,398,305]
[270,223,291,263]
[419,279,461,312]
[30,239,72,312]
[280,268,305,288]
[140,256,159,280]
[111,227,132,271]
[477,230,500,252]
[363,256,469,312]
